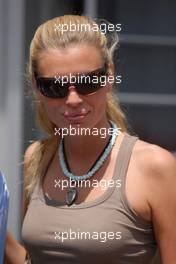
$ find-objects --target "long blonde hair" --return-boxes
[25,15,127,198]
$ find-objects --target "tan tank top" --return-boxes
[22,133,157,264]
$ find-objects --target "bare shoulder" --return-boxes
[24,141,41,162]
[133,140,176,261]
[115,134,175,222]
[129,137,176,215]
[133,138,176,178]
[22,141,41,218]
[23,141,41,182]
[132,137,176,204]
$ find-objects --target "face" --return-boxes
[33,45,112,130]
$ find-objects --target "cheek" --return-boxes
[35,91,60,119]
[40,98,63,122]
[39,92,64,109]
[87,88,108,110]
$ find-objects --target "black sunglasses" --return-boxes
[34,64,107,99]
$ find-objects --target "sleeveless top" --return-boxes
[22,133,157,264]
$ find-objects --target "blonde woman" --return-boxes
[5,15,176,264]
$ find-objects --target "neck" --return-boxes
[64,118,111,160]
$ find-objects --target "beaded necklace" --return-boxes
[58,120,119,205]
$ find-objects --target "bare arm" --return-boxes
[147,146,176,264]
[4,231,26,264]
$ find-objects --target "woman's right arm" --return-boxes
[4,231,27,264]
[4,142,39,264]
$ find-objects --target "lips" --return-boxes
[63,111,89,123]
[63,111,89,118]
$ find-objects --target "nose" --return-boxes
[65,86,83,107]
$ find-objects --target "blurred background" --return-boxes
[0,0,175,263]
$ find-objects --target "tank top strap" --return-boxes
[113,132,138,183]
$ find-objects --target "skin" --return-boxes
[4,231,26,264]
[36,45,113,158]
[5,44,176,264]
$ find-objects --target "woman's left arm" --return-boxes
[148,147,176,264]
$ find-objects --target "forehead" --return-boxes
[37,45,103,76]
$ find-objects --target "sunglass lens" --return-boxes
[37,78,68,98]
[77,83,101,94]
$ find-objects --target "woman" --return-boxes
[5,15,176,264]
